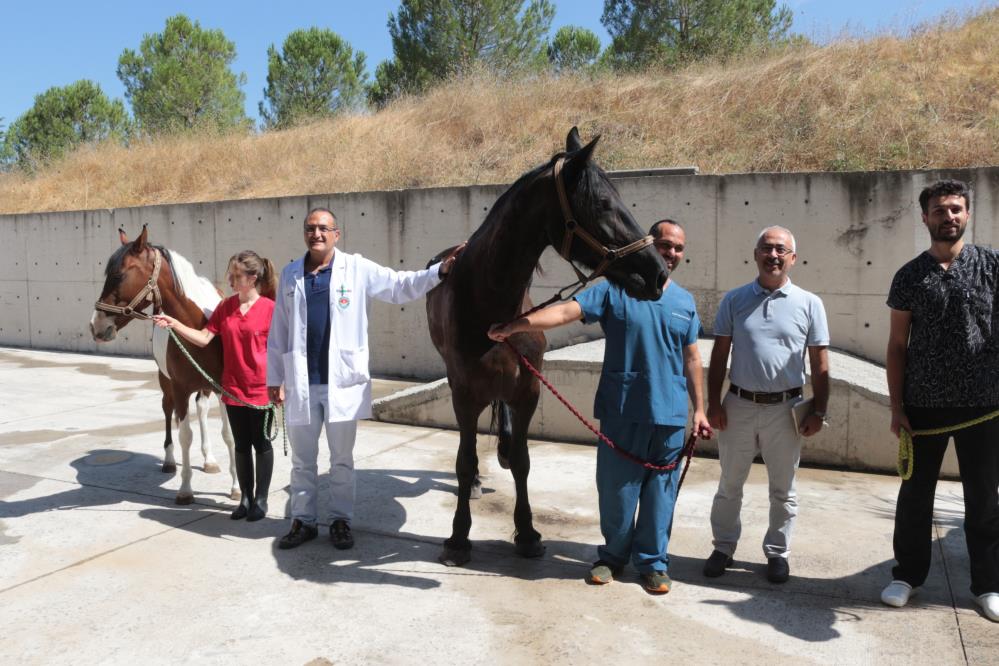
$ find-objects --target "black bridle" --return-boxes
[551,156,654,286]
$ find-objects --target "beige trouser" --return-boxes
[709,391,802,559]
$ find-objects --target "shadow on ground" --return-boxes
[2,449,983,640]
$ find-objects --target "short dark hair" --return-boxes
[919,180,971,214]
[306,206,337,224]
[648,218,682,236]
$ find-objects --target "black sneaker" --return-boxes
[703,550,734,578]
[331,519,354,550]
[766,556,790,583]
[278,519,318,550]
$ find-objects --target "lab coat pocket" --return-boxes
[333,346,370,388]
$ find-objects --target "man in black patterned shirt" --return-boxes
[881,179,999,621]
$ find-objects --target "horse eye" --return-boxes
[600,198,612,210]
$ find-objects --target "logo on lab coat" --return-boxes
[337,284,352,310]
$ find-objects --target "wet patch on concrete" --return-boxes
[0,350,154,383]
[2,419,162,446]
[82,450,133,466]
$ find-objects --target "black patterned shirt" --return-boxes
[887,244,999,407]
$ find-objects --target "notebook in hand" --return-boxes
[791,397,814,433]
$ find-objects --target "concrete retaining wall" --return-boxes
[2,166,997,378]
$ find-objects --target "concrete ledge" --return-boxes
[373,339,961,476]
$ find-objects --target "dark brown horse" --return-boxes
[427,128,668,566]
[90,226,238,504]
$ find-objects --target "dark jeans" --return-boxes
[225,404,274,455]
[892,406,999,595]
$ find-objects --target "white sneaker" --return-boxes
[975,593,999,622]
[881,580,916,607]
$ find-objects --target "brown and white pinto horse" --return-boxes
[426,128,668,566]
[90,226,238,504]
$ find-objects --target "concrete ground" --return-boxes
[0,346,995,665]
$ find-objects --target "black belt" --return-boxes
[729,384,802,405]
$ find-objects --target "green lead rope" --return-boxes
[167,328,289,456]
[897,409,999,480]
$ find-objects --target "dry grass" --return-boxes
[2,8,998,214]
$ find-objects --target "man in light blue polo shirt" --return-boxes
[703,226,829,584]
[489,219,712,594]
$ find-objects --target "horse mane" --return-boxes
[466,151,611,290]
[102,242,220,317]
[164,249,222,317]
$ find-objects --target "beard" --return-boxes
[930,224,966,242]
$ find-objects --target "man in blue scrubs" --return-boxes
[489,219,712,593]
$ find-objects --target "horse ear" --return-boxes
[132,224,148,254]
[563,135,601,181]
[118,228,129,245]
[565,126,583,152]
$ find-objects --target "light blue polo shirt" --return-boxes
[575,279,700,426]
[714,278,829,392]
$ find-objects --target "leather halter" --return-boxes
[552,156,654,285]
[94,248,163,321]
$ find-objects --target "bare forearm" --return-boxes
[886,341,907,411]
[809,350,830,412]
[684,346,705,412]
[171,321,213,347]
[707,338,731,408]
[489,301,582,341]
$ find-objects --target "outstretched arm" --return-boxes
[152,314,214,348]
[488,301,583,341]
[367,243,466,304]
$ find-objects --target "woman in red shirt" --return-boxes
[153,250,277,522]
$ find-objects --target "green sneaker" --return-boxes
[642,570,672,594]
[589,561,620,585]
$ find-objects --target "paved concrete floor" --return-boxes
[0,346,995,665]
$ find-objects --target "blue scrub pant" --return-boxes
[596,419,686,574]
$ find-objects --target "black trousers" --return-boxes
[225,405,274,455]
[892,406,999,595]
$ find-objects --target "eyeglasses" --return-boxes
[756,244,793,256]
[304,224,338,235]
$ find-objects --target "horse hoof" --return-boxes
[470,482,483,500]
[439,547,472,567]
[175,493,195,506]
[515,541,546,558]
[203,462,221,474]
[161,463,177,474]
[230,490,242,501]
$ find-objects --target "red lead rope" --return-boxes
[505,340,699,486]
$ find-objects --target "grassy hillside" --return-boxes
[1,8,997,214]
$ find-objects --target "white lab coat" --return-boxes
[267,250,442,425]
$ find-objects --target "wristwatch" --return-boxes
[813,410,828,426]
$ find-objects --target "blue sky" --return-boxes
[0,0,991,128]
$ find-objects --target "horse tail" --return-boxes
[491,401,513,470]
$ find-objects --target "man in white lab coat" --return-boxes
[267,207,457,550]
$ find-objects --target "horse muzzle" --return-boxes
[89,312,117,342]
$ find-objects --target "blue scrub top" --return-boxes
[305,264,332,385]
[575,280,700,426]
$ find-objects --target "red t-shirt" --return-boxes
[206,294,275,407]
